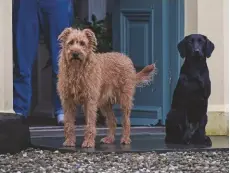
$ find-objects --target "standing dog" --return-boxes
[165,34,215,146]
[57,27,156,148]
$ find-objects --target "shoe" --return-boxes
[15,113,28,124]
[16,112,23,116]
[57,114,64,126]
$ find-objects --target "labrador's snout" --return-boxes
[194,49,201,56]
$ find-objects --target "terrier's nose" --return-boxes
[72,52,80,59]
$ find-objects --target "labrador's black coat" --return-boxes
[165,34,215,146]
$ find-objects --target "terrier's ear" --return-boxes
[83,28,97,52]
[58,27,73,43]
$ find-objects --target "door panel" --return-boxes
[112,0,171,126]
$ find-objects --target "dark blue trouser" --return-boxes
[13,0,73,117]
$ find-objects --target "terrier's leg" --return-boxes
[100,104,117,144]
[63,102,76,147]
[82,101,97,148]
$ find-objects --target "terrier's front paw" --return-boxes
[63,140,76,147]
[100,136,115,144]
[81,139,95,148]
[120,137,131,145]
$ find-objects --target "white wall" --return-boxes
[185,0,229,113]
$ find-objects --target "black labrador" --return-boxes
[165,34,215,146]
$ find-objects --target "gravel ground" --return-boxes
[0,148,228,173]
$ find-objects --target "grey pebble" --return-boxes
[0,149,228,173]
[78,168,84,172]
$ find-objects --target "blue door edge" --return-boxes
[169,0,185,102]
[160,0,185,125]
[111,0,185,126]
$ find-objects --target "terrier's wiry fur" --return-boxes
[57,27,157,148]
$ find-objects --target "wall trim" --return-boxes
[208,104,229,113]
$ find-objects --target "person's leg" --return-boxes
[39,0,73,124]
[13,0,40,117]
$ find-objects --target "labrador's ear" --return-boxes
[203,35,215,58]
[177,36,189,58]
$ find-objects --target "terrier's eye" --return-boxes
[79,41,85,46]
[68,40,74,45]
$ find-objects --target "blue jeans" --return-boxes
[13,0,73,117]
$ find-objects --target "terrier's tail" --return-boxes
[136,64,157,87]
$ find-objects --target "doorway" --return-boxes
[29,0,184,126]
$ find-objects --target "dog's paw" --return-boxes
[191,134,212,147]
[81,139,95,148]
[182,130,192,145]
[63,140,76,147]
[182,132,191,145]
[120,137,131,145]
[183,139,191,145]
[100,136,115,144]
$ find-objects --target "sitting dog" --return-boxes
[57,27,156,148]
[165,34,215,146]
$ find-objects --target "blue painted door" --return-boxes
[112,0,183,126]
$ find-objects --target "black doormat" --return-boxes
[31,130,228,153]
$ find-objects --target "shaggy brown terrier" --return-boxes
[57,27,157,148]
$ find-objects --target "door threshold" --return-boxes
[30,126,165,138]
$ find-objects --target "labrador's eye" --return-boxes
[79,41,85,46]
[188,39,193,44]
